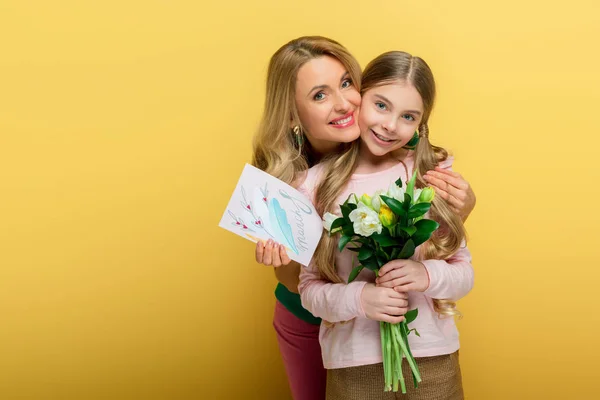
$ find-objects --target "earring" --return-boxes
[402,130,420,150]
[292,125,304,147]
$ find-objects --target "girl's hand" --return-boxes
[255,239,291,267]
[376,259,430,293]
[423,167,476,221]
[360,283,408,324]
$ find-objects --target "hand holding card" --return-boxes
[219,164,323,266]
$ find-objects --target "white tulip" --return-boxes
[349,202,382,237]
[412,188,422,204]
[388,182,406,202]
[323,212,341,233]
[371,189,386,213]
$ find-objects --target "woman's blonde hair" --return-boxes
[312,51,467,317]
[251,36,362,184]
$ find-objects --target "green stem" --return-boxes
[392,324,405,393]
[380,321,388,391]
[400,322,420,388]
[395,321,422,383]
[391,327,398,392]
[385,323,392,391]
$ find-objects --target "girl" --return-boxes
[298,51,473,400]
[251,38,476,399]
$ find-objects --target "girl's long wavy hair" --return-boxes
[251,36,362,184]
[312,51,467,317]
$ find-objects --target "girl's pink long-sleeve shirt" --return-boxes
[297,156,474,369]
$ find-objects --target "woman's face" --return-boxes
[358,80,424,157]
[294,56,362,154]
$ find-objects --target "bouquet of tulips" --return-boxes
[323,170,439,393]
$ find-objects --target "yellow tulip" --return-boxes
[378,204,397,228]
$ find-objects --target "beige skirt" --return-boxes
[326,351,463,400]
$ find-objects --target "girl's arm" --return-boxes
[376,245,474,301]
[299,263,407,324]
[298,263,367,323]
[421,244,474,301]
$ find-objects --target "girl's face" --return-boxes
[294,56,362,154]
[358,80,424,157]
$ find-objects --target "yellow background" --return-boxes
[1,1,599,399]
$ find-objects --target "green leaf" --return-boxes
[393,225,406,239]
[403,193,412,211]
[353,236,367,244]
[370,232,397,247]
[380,195,406,216]
[348,265,364,283]
[408,203,431,219]
[406,328,421,337]
[390,247,401,259]
[375,247,390,264]
[338,235,352,252]
[330,217,346,232]
[358,246,374,261]
[406,169,417,199]
[405,308,419,324]
[414,218,439,232]
[398,226,417,236]
[398,239,415,259]
[340,204,352,220]
[394,177,403,188]
[342,224,354,237]
[411,219,440,246]
[342,194,357,207]
[362,256,379,271]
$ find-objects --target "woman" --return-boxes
[251,36,476,400]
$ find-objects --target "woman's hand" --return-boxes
[423,167,476,221]
[255,239,291,267]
